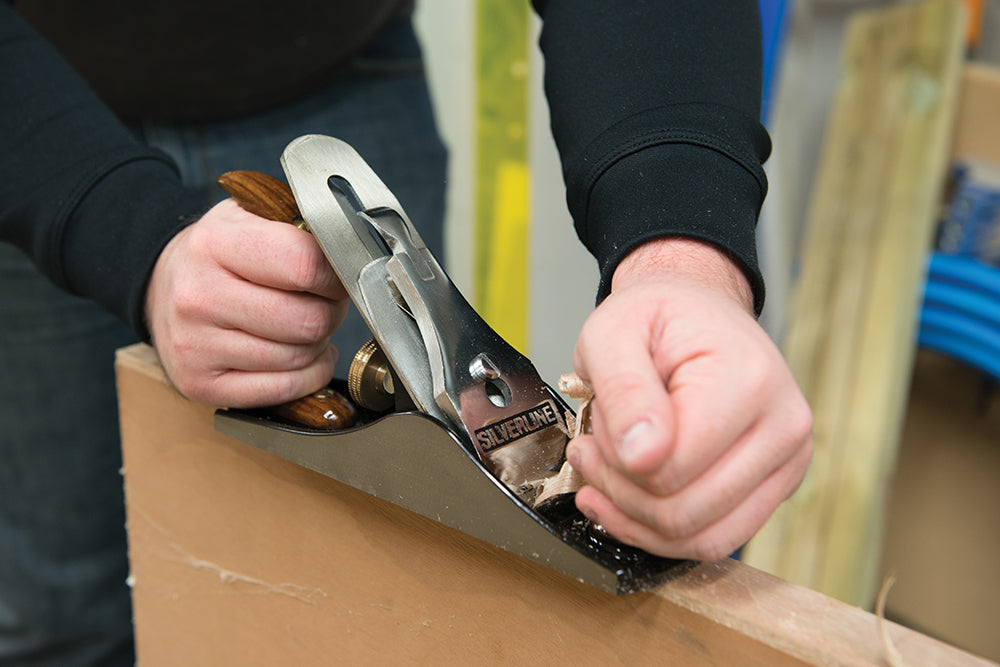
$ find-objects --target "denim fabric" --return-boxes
[0,17,446,666]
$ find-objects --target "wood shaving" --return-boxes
[876,573,907,667]
[532,374,594,508]
[558,373,593,400]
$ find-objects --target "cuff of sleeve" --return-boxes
[60,156,206,340]
[586,142,767,316]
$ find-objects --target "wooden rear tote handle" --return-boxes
[218,170,356,431]
[218,170,306,227]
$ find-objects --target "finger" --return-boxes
[193,330,339,375]
[204,281,348,345]
[181,343,338,408]
[573,297,676,475]
[575,448,810,561]
[569,425,812,542]
[205,202,347,300]
[161,325,337,390]
[584,390,727,498]
[623,318,793,496]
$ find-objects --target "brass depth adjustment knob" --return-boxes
[348,339,396,412]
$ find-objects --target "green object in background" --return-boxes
[475,0,530,353]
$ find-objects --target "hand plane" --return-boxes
[213,135,686,594]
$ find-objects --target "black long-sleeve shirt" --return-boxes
[0,1,770,340]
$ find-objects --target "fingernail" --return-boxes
[617,420,654,466]
[566,443,582,470]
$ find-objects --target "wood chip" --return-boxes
[558,373,593,400]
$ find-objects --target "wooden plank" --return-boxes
[743,0,967,607]
[876,64,1000,662]
[115,343,994,666]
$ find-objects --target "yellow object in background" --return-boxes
[483,162,529,351]
[475,0,530,353]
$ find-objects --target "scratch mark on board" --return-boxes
[130,503,328,605]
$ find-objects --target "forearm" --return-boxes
[612,238,755,316]
[0,5,202,337]
[533,0,771,312]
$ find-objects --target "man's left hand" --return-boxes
[568,238,812,561]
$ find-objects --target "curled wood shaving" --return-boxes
[876,573,907,667]
[557,373,594,438]
[564,410,577,438]
[532,374,594,508]
[558,373,593,400]
[574,396,593,437]
[533,460,585,507]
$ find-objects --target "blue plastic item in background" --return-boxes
[759,0,790,125]
[917,253,1000,381]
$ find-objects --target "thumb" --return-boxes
[573,296,676,475]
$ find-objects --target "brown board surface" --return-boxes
[116,343,994,666]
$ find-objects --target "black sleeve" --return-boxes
[533,0,771,313]
[0,5,204,338]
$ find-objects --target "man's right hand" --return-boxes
[145,198,349,407]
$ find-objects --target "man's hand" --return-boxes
[145,199,349,408]
[568,238,812,561]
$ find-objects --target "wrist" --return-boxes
[611,238,755,314]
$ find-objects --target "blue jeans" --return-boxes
[0,17,446,666]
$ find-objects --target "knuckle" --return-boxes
[330,299,349,331]
[799,437,814,467]
[594,372,655,419]
[269,372,300,403]
[784,442,814,498]
[289,242,326,291]
[739,355,773,402]
[324,343,340,368]
[288,343,321,371]
[163,326,201,368]
[651,504,698,540]
[286,344,310,369]
[600,370,651,398]
[167,266,216,318]
[158,333,223,404]
[185,219,219,258]
[575,309,617,361]
[575,451,609,494]
[185,384,215,405]
[171,284,207,319]
[172,370,211,403]
[689,538,734,562]
[774,394,814,458]
[298,304,333,343]
[790,397,814,443]
[645,466,685,496]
